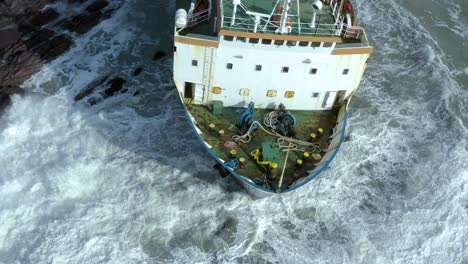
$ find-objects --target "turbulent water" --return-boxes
[1,0,467,263]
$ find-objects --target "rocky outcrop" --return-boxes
[133,67,143,76]
[105,77,126,96]
[0,0,120,112]
[0,86,24,112]
[152,51,167,61]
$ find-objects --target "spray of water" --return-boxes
[1,0,467,263]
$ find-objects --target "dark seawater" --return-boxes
[0,0,467,263]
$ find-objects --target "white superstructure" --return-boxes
[174,0,372,111]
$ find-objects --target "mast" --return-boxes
[276,0,291,34]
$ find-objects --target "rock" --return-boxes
[86,0,108,13]
[0,0,120,111]
[30,8,60,27]
[0,86,23,111]
[68,0,88,3]
[17,7,59,34]
[133,67,142,76]
[0,29,20,50]
[74,75,109,101]
[35,34,72,61]
[104,77,126,96]
[133,90,140,96]
[62,13,103,34]
[152,51,166,61]
[23,28,55,49]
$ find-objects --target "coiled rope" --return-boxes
[232,120,322,153]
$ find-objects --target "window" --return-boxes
[226,63,233,69]
[255,65,262,71]
[311,42,321,48]
[239,88,250,96]
[310,68,318,75]
[281,66,289,73]
[323,42,333,47]
[212,86,222,94]
[285,91,295,98]
[274,40,285,46]
[236,37,246,42]
[343,69,349,75]
[249,38,259,44]
[312,92,320,98]
[192,60,198,66]
[174,46,177,52]
[224,35,234,41]
[261,39,272,45]
[267,90,277,97]
[286,41,297,47]
[299,41,309,47]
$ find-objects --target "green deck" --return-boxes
[188,104,338,191]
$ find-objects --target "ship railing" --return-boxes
[188,8,210,27]
[341,25,368,42]
[286,103,348,191]
[221,16,369,43]
[222,16,343,37]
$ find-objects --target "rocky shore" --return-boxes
[0,0,119,111]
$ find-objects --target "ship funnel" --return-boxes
[312,0,323,13]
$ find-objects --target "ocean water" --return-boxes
[1,0,467,263]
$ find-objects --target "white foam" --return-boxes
[1,0,468,263]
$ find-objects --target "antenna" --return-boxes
[276,0,291,34]
[231,0,241,26]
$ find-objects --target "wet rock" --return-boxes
[31,8,60,27]
[133,90,139,96]
[17,7,59,34]
[62,13,103,34]
[133,67,142,76]
[0,86,23,112]
[23,28,55,49]
[74,75,109,101]
[152,51,166,61]
[105,77,126,96]
[0,29,20,50]
[0,0,119,111]
[68,0,88,3]
[37,34,72,61]
[86,0,108,13]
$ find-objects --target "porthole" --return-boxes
[267,90,277,97]
[212,86,222,94]
[239,88,250,96]
[285,91,295,98]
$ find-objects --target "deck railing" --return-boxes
[287,103,348,191]
[221,15,368,42]
[188,9,210,27]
